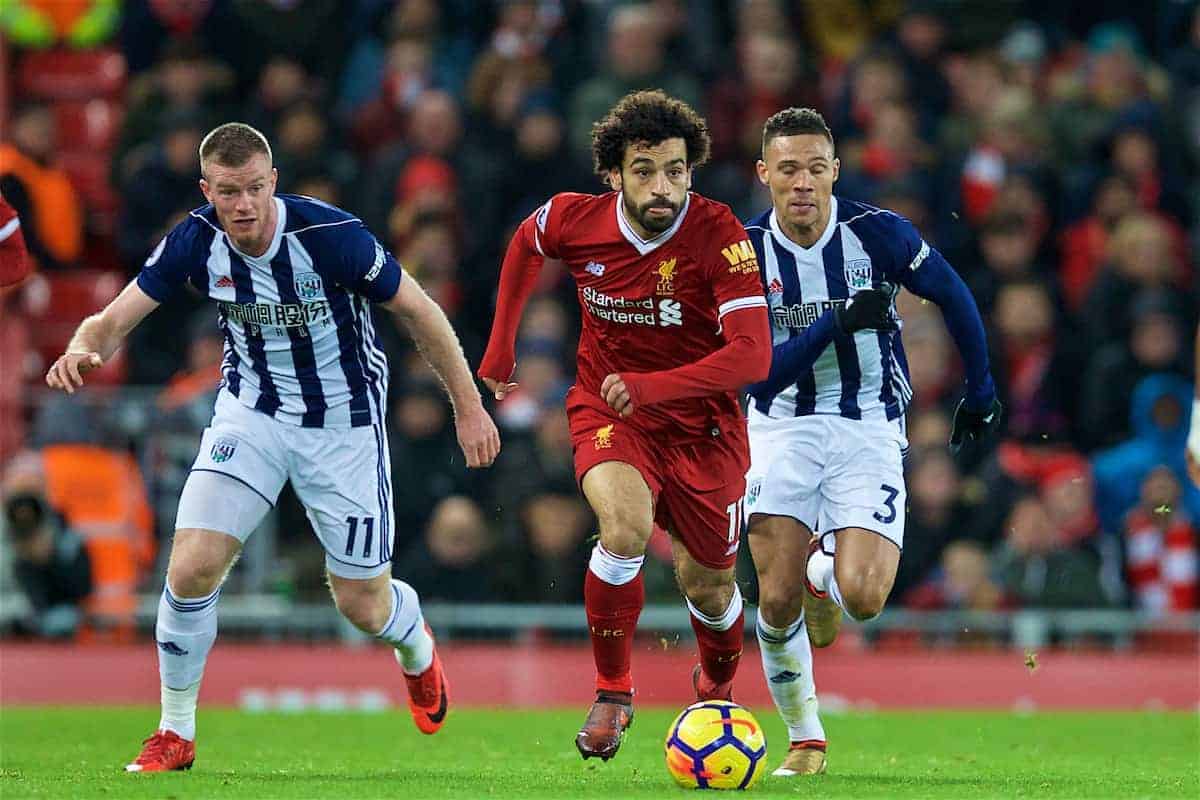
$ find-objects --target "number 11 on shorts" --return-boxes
[345,516,375,558]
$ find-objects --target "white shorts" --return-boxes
[178,389,395,579]
[744,408,908,550]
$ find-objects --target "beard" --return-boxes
[625,194,681,234]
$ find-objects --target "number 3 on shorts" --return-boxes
[873,484,899,525]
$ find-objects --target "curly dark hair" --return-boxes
[590,90,711,177]
[761,107,835,155]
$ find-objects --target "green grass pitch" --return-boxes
[1,707,1196,799]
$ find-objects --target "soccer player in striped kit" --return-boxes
[741,108,1002,776]
[45,123,500,772]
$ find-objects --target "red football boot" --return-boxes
[401,626,449,734]
[124,730,195,772]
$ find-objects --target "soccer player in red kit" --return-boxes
[479,90,772,761]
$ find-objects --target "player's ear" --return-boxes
[199,177,211,203]
[832,157,840,184]
[607,168,622,192]
[755,160,769,186]
[270,167,278,189]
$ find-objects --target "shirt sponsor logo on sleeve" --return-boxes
[363,241,386,282]
[721,239,759,274]
[909,240,930,271]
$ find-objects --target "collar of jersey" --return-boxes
[227,196,286,263]
[768,196,838,257]
[615,191,691,255]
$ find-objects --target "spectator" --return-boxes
[507,492,592,603]
[1093,374,1200,531]
[1080,291,1192,449]
[1083,212,1186,352]
[904,540,1007,612]
[567,5,700,155]
[0,105,83,270]
[393,496,495,602]
[1123,466,1197,614]
[993,496,1113,608]
[891,448,974,601]
[116,111,205,267]
[111,38,234,188]
[1057,172,1138,313]
[2,476,92,639]
[989,280,1079,444]
[388,381,477,539]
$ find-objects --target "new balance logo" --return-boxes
[770,670,802,684]
[157,640,189,656]
[214,276,235,288]
[585,260,605,277]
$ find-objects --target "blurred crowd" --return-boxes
[2,0,1198,629]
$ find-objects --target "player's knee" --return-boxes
[596,510,653,556]
[331,585,391,633]
[166,551,229,597]
[684,580,735,618]
[836,569,888,621]
[757,589,803,630]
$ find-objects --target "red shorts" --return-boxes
[568,400,749,570]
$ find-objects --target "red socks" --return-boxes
[690,606,744,686]
[584,569,644,694]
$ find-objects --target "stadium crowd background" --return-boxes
[1,0,1197,637]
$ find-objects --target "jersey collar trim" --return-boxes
[767,196,838,257]
[615,191,691,255]
[228,196,286,263]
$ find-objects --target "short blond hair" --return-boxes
[199,122,272,175]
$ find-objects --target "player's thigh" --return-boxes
[581,461,656,554]
[744,415,825,530]
[832,527,901,606]
[817,418,907,553]
[746,513,811,624]
[173,396,286,594]
[658,449,744,598]
[288,422,394,581]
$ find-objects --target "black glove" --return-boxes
[834,283,898,334]
[949,396,1003,454]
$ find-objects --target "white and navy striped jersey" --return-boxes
[137,194,403,428]
[745,196,917,421]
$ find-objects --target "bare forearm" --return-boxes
[402,298,481,413]
[67,312,126,360]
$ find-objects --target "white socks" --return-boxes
[756,613,825,744]
[156,584,220,740]
[588,543,644,586]
[376,579,434,675]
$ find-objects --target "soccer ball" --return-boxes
[664,700,767,790]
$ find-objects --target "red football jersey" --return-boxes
[489,191,767,442]
[0,194,31,288]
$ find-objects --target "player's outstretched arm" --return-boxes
[45,279,159,395]
[385,271,500,468]
[746,285,898,402]
[607,307,772,416]
[477,207,551,400]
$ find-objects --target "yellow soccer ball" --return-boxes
[664,700,767,790]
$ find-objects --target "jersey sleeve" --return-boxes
[873,213,997,410]
[526,192,578,260]
[136,218,206,302]
[707,209,768,325]
[334,221,403,303]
